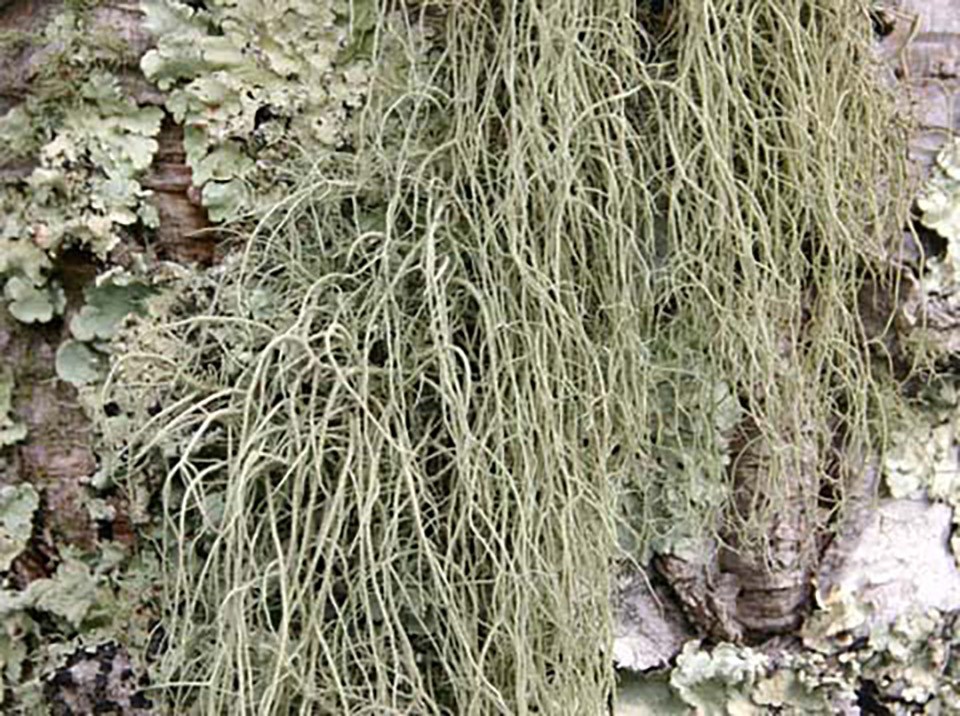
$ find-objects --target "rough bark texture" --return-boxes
[882,0,960,169]
[718,419,818,639]
[0,18,103,588]
[613,570,693,672]
[43,643,153,716]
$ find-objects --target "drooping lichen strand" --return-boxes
[109,0,909,712]
[635,0,909,634]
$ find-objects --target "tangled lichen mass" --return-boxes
[0,0,923,712]
[99,1,913,712]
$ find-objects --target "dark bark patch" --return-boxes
[44,643,154,716]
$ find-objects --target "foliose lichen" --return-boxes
[0,484,38,573]
[0,74,162,253]
[139,0,377,220]
[618,606,960,715]
[0,5,170,711]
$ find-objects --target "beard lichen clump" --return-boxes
[110,0,909,712]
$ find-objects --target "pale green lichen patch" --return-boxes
[0,4,200,711]
[2,559,100,629]
[883,381,959,488]
[751,669,833,713]
[618,363,742,560]
[0,484,39,572]
[0,12,166,695]
[0,236,49,287]
[56,340,106,387]
[0,73,162,262]
[622,567,960,712]
[880,380,960,568]
[139,0,376,220]
[10,71,163,259]
[3,275,65,324]
[0,557,102,705]
[900,138,960,355]
[917,138,960,246]
[616,640,832,715]
[883,413,958,500]
[0,609,33,708]
[864,612,952,707]
[0,7,164,328]
[803,585,872,648]
[670,641,768,714]
[70,277,155,343]
[616,672,688,715]
[619,607,960,714]
[883,381,960,580]
[0,547,162,709]
[0,8,134,163]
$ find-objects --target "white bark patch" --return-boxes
[817,499,960,627]
[613,571,693,672]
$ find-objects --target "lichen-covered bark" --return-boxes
[1,300,98,562]
[0,0,209,532]
[618,2,960,711]
[0,1,206,711]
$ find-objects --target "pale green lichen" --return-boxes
[0,74,162,264]
[3,275,65,324]
[901,138,960,356]
[0,9,167,705]
[880,380,960,568]
[616,672,688,715]
[618,367,742,561]
[12,560,99,629]
[615,640,832,715]
[70,276,155,343]
[616,383,960,714]
[42,267,157,387]
[55,340,106,387]
[0,610,33,708]
[670,641,768,715]
[0,8,163,328]
[139,0,376,220]
[0,237,49,287]
[0,484,39,572]
[618,607,960,714]
[883,415,957,500]
[918,137,960,247]
[865,612,951,706]
[751,669,833,713]
[803,585,872,648]
[0,547,161,709]
[0,1,378,710]
[14,72,163,258]
[0,8,134,163]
